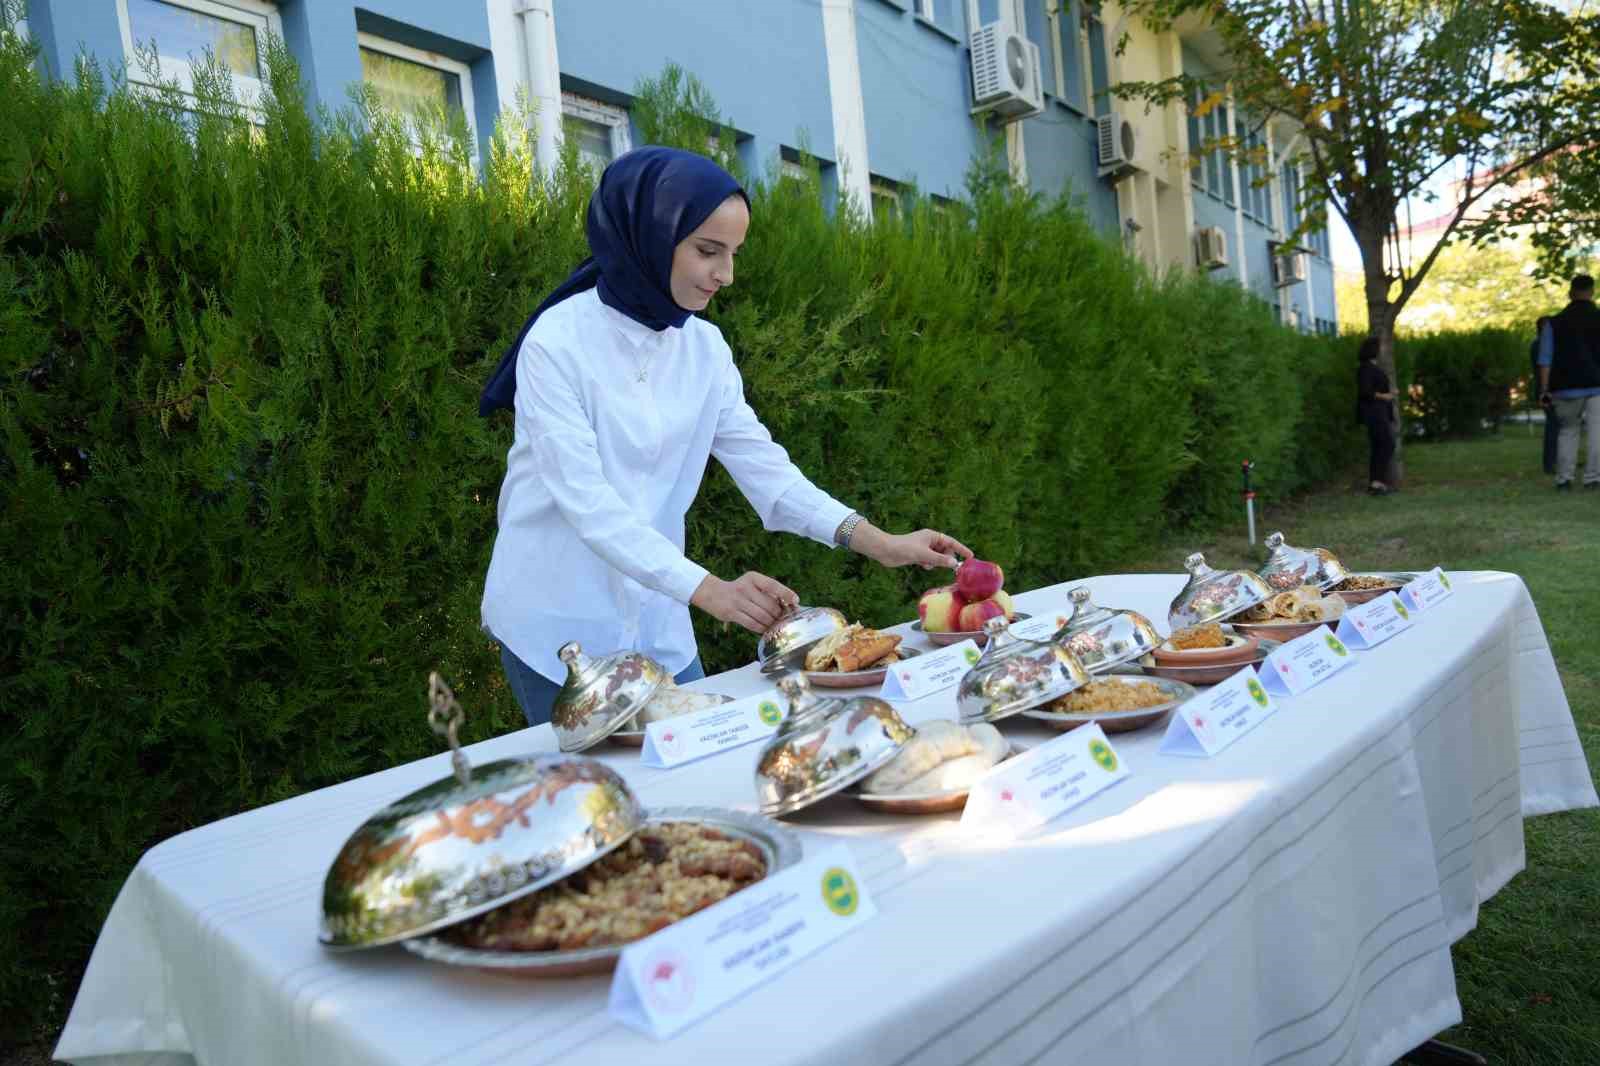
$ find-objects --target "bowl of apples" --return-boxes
[911,559,1029,647]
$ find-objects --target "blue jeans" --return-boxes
[500,644,706,728]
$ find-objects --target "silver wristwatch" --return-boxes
[834,511,864,549]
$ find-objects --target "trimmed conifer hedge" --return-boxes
[0,28,1356,1040]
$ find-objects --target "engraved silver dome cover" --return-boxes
[757,606,849,667]
[1168,552,1273,630]
[320,676,645,949]
[958,616,1089,724]
[1052,586,1163,674]
[754,674,913,817]
[1256,531,1351,591]
[551,641,667,752]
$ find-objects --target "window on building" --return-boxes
[1083,4,1110,114]
[1239,116,1270,224]
[915,0,955,27]
[117,0,279,106]
[870,177,903,225]
[1189,86,1234,206]
[1279,162,1331,258]
[562,93,631,174]
[1044,0,1085,111]
[358,34,476,153]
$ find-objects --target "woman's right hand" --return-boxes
[691,572,799,634]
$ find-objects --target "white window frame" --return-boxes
[115,0,280,109]
[561,92,631,168]
[357,31,478,158]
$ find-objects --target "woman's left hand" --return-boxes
[852,524,973,570]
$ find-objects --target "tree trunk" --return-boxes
[1357,234,1405,485]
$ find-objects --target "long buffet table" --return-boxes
[57,571,1597,1066]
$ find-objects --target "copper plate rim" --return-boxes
[400,807,802,974]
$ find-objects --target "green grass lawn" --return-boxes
[1115,431,1600,1066]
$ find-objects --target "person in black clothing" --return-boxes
[1530,316,1558,475]
[1536,274,1600,489]
[1356,337,1398,495]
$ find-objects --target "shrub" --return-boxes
[1394,328,1530,438]
[0,32,1355,1042]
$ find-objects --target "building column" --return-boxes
[820,0,871,215]
[486,0,563,173]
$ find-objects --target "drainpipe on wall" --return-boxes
[821,0,872,216]
[515,0,564,173]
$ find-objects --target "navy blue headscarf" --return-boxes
[479,146,748,416]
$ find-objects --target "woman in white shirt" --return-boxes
[479,147,971,726]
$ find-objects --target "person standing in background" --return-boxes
[1357,337,1399,496]
[1536,275,1600,491]
[1530,316,1558,475]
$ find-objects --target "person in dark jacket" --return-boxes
[1536,274,1600,490]
[1356,337,1398,495]
[1531,316,1558,475]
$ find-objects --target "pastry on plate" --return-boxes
[804,623,903,673]
[861,720,1007,795]
[633,679,731,725]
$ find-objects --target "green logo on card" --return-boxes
[1324,633,1349,657]
[1089,738,1118,773]
[963,647,980,665]
[1393,598,1410,620]
[758,700,782,726]
[1247,676,1269,706]
[821,868,859,916]
[1439,572,1452,590]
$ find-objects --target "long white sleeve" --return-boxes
[711,358,854,546]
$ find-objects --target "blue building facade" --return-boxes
[19,0,1334,331]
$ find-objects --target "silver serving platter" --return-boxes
[754,679,915,817]
[401,807,802,975]
[1020,675,1196,732]
[909,612,1031,647]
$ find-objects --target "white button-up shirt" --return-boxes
[482,289,853,682]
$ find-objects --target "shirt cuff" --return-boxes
[812,498,856,547]
[663,558,712,607]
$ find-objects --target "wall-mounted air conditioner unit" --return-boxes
[1270,242,1308,287]
[969,19,1045,121]
[1095,112,1141,179]
[1195,226,1229,270]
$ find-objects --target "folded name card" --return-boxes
[1006,608,1072,642]
[1400,567,1454,612]
[1159,667,1279,757]
[608,844,876,1040]
[1334,592,1415,650]
[879,640,980,701]
[961,722,1130,837]
[639,690,785,768]
[1258,626,1356,697]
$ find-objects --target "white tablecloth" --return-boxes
[57,571,1596,1066]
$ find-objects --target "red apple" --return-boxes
[919,586,966,632]
[956,558,1005,600]
[958,597,1007,633]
